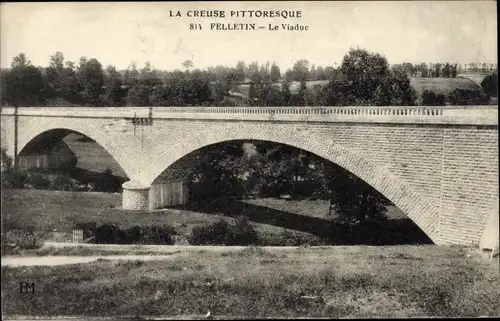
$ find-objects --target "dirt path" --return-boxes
[2,243,309,267]
[43,241,300,252]
[1,254,184,267]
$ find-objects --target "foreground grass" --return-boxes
[2,245,499,318]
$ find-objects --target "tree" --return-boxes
[318,72,352,106]
[315,66,326,80]
[421,90,446,106]
[259,63,270,82]
[102,65,125,106]
[374,66,417,106]
[448,88,490,105]
[248,62,261,83]
[317,48,417,106]
[310,64,317,80]
[434,63,442,78]
[4,54,46,106]
[270,62,281,82]
[419,63,429,77]
[76,58,104,106]
[481,73,498,98]
[291,59,310,82]
[323,66,336,80]
[189,142,246,202]
[45,52,82,104]
[65,61,75,70]
[280,82,292,106]
[124,61,140,86]
[11,53,31,68]
[327,165,390,226]
[182,60,193,72]
[49,52,65,71]
[442,63,451,78]
[398,62,415,77]
[125,83,151,106]
[340,48,389,102]
[235,61,246,82]
[451,64,458,78]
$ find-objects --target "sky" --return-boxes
[1,1,497,71]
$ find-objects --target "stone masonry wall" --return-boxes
[122,187,149,210]
[439,127,499,245]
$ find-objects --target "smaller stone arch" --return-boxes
[17,125,133,180]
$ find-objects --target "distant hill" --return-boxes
[456,73,492,87]
[409,77,484,98]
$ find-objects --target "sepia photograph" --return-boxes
[1,1,498,319]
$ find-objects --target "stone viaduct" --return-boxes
[1,106,498,248]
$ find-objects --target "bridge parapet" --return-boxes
[1,106,497,125]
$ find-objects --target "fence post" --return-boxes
[72,229,83,243]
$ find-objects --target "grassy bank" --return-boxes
[2,245,499,318]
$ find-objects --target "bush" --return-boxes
[448,88,490,105]
[421,90,446,106]
[94,223,129,244]
[48,174,78,191]
[25,172,51,189]
[232,216,258,244]
[188,216,259,245]
[94,168,122,193]
[1,229,45,252]
[78,222,177,245]
[126,225,177,245]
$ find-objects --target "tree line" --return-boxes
[1,49,495,108]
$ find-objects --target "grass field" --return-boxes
[2,188,426,245]
[2,245,499,318]
[409,77,484,97]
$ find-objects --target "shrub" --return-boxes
[421,90,446,106]
[47,174,78,191]
[188,216,259,245]
[231,216,258,245]
[83,222,177,245]
[126,225,177,245]
[94,168,122,193]
[1,148,14,188]
[25,172,51,189]
[1,229,45,251]
[448,88,490,105]
[94,223,128,244]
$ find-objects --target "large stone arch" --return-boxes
[16,120,134,179]
[141,124,441,243]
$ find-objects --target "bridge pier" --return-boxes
[122,180,190,210]
[122,181,150,210]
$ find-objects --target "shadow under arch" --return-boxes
[18,128,129,183]
[142,129,441,244]
[17,126,133,180]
